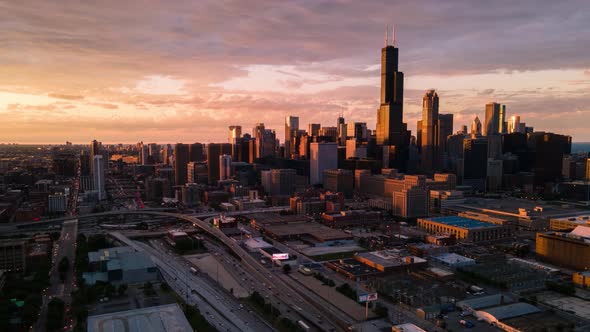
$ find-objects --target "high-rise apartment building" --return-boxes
[310,142,338,185]
[174,143,189,186]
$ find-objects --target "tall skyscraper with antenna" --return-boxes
[376,24,410,171]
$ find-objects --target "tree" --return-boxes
[160,282,171,292]
[105,283,116,297]
[46,298,65,331]
[58,257,70,282]
[175,238,194,253]
[117,283,128,296]
[282,264,292,274]
[143,282,154,296]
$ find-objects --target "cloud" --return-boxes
[478,89,495,96]
[48,93,84,100]
[0,0,590,142]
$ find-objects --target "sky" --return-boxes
[1,0,589,144]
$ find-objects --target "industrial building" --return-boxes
[83,246,159,285]
[354,250,427,273]
[536,228,590,270]
[321,210,382,228]
[417,216,513,242]
[550,214,590,231]
[431,253,475,269]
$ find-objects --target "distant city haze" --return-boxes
[1,1,589,143]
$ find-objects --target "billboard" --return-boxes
[272,253,289,260]
[358,292,378,302]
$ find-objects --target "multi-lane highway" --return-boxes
[111,232,273,332]
[34,219,78,331]
[13,208,352,331]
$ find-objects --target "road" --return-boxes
[111,232,273,332]
[34,219,78,332]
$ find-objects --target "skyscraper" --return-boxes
[438,113,454,167]
[419,89,439,172]
[308,123,321,137]
[463,137,488,191]
[310,142,338,185]
[499,104,507,134]
[484,102,501,136]
[375,28,409,171]
[90,139,100,175]
[508,115,523,134]
[93,155,105,200]
[188,143,205,162]
[228,125,242,159]
[207,143,232,184]
[471,116,482,137]
[337,115,346,146]
[253,123,277,159]
[219,154,232,181]
[174,143,189,186]
[285,116,299,158]
[376,28,406,146]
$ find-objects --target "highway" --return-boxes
[13,208,348,331]
[4,206,291,234]
[111,232,273,332]
[34,219,78,332]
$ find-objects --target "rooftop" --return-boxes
[87,303,192,332]
[356,250,426,267]
[480,302,541,321]
[424,216,498,229]
[457,294,515,310]
[433,253,475,265]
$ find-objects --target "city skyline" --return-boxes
[1,0,589,144]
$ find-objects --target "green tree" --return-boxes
[117,284,128,296]
[282,264,292,274]
[143,281,154,296]
[46,298,65,331]
[160,282,171,292]
[105,283,116,297]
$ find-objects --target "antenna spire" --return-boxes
[385,24,389,47]
[392,23,396,47]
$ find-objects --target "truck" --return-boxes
[190,267,198,274]
[297,320,311,331]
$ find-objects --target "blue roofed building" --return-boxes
[417,216,513,242]
[83,246,159,285]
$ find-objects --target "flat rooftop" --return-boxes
[263,222,352,241]
[87,303,192,332]
[480,302,541,321]
[326,258,381,276]
[424,216,498,229]
[458,294,515,310]
[356,250,427,267]
[452,197,588,219]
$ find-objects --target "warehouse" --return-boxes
[417,216,513,242]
